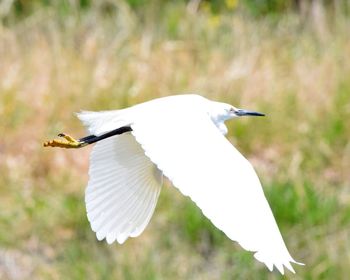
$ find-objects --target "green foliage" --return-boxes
[0,0,322,21]
[0,90,31,132]
[324,81,350,146]
[266,182,338,226]
[242,0,294,16]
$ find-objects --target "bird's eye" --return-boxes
[229,107,235,112]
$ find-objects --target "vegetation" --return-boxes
[0,0,349,279]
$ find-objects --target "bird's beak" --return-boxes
[235,109,265,117]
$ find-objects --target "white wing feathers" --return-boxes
[85,132,162,244]
[130,110,301,274]
[78,96,301,274]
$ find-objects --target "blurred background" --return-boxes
[0,0,349,279]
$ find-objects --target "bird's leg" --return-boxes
[43,126,133,149]
[80,126,132,144]
[43,133,88,149]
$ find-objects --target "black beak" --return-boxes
[235,109,265,117]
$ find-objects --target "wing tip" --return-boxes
[95,230,130,244]
[75,110,94,121]
[254,251,304,274]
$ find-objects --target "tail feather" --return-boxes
[76,110,130,136]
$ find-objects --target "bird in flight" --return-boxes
[44,94,302,274]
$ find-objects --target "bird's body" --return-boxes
[79,95,232,136]
[44,94,302,274]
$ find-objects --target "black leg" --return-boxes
[79,126,133,145]
[44,126,133,149]
[79,135,98,142]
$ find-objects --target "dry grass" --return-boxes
[0,2,350,279]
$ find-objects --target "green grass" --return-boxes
[0,2,350,279]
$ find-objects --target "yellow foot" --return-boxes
[43,133,87,149]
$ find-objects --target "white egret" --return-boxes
[44,94,303,274]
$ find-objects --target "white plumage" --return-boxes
[85,132,162,244]
[77,94,303,274]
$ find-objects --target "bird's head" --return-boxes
[211,101,265,122]
[228,106,265,118]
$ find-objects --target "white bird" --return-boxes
[44,94,303,274]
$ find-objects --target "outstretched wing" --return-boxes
[85,132,162,244]
[130,112,301,274]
